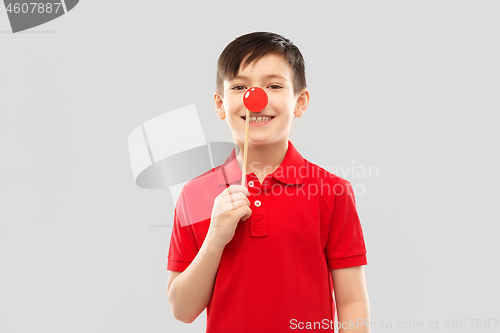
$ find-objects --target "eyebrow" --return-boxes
[231,74,288,82]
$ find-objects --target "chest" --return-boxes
[192,182,332,250]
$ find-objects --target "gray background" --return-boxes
[1,1,499,332]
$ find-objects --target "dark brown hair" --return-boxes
[216,32,307,97]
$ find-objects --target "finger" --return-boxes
[231,198,249,210]
[223,191,247,203]
[238,206,252,221]
[221,198,248,214]
[215,196,246,215]
[227,184,250,197]
[224,186,250,210]
[225,187,236,209]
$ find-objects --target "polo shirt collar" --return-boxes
[216,140,305,186]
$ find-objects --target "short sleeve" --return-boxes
[167,189,199,272]
[325,180,367,269]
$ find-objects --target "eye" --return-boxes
[231,85,246,90]
[268,85,283,89]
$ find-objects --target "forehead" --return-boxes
[231,53,292,80]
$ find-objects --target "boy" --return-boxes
[166,32,370,332]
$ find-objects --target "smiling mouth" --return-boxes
[241,116,276,121]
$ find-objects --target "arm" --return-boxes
[331,266,370,333]
[166,240,225,324]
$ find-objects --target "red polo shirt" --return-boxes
[167,140,367,332]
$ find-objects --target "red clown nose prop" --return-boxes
[243,87,268,112]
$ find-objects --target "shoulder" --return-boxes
[304,159,353,187]
[300,159,355,200]
[181,163,224,194]
[174,164,227,226]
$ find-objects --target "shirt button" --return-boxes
[254,200,261,207]
[248,180,254,187]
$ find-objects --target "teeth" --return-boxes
[248,116,273,122]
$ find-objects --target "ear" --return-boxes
[214,91,225,120]
[294,88,310,118]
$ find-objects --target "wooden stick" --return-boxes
[241,108,250,186]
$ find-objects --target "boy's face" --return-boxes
[214,53,309,147]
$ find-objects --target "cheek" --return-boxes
[268,95,295,113]
[225,95,243,111]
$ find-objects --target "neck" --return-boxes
[235,139,289,181]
